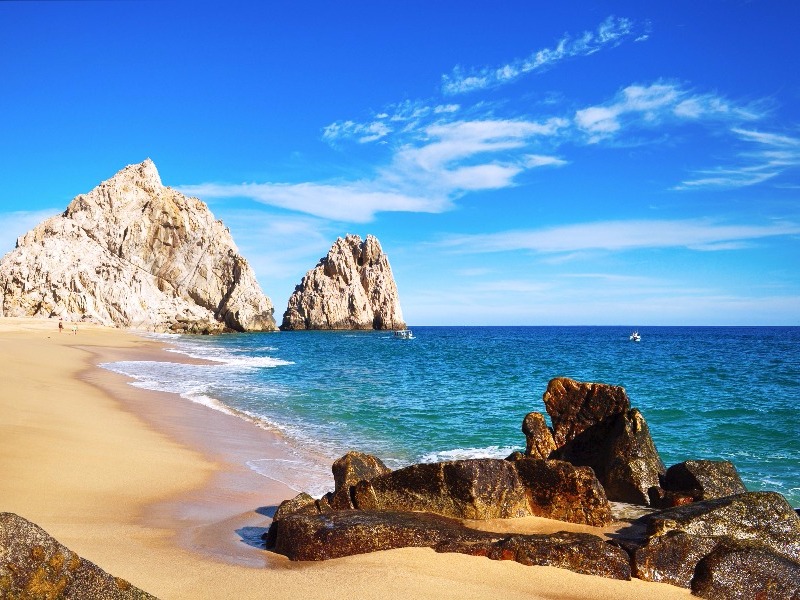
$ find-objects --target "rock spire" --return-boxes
[0,159,277,332]
[281,234,405,330]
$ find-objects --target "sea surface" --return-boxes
[102,326,800,506]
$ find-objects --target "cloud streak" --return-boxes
[439,218,800,254]
[441,16,647,95]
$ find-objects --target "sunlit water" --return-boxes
[102,326,800,506]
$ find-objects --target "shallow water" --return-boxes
[103,326,800,506]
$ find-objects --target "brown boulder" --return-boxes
[514,458,612,526]
[634,530,719,587]
[0,512,156,599]
[542,377,630,447]
[271,509,631,580]
[663,460,747,501]
[643,491,800,562]
[691,539,800,599]
[521,412,557,459]
[352,459,530,520]
[329,451,392,509]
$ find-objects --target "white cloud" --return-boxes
[439,218,800,254]
[574,82,759,143]
[524,154,567,168]
[441,16,645,95]
[677,128,800,190]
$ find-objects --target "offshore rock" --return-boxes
[691,539,800,599]
[270,510,631,579]
[0,512,155,599]
[0,159,277,332]
[351,458,612,526]
[542,377,630,447]
[281,234,405,330]
[543,378,665,505]
[663,460,747,501]
[521,412,557,459]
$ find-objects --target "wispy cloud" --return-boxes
[575,82,761,143]
[676,128,800,190]
[439,218,800,254]
[441,16,647,95]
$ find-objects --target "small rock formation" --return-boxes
[0,159,277,332]
[521,412,557,459]
[632,492,800,591]
[543,378,666,505]
[270,510,631,579]
[0,512,156,599]
[662,460,747,502]
[281,234,405,330]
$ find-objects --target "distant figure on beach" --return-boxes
[58,318,63,333]
[71,323,77,335]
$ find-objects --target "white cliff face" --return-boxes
[281,234,406,330]
[0,159,277,332]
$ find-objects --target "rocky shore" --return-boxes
[266,377,800,599]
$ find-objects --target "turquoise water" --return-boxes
[103,326,800,506]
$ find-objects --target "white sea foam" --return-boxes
[418,445,519,463]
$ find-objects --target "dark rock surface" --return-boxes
[555,408,665,505]
[0,512,156,599]
[634,530,719,587]
[691,539,800,599]
[521,412,556,459]
[352,458,612,526]
[542,377,630,447]
[270,510,630,580]
[663,460,747,501]
[329,451,392,509]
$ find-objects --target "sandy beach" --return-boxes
[0,317,692,599]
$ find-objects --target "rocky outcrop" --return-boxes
[543,378,666,505]
[0,512,156,599]
[0,159,277,332]
[632,492,800,590]
[270,510,631,579]
[281,234,405,330]
[662,460,747,502]
[521,412,557,459]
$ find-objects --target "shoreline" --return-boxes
[0,317,691,599]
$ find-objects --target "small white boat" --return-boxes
[393,329,414,339]
[630,331,641,342]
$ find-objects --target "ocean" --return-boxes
[102,326,800,506]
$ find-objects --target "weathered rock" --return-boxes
[692,538,800,599]
[271,509,630,579]
[351,458,612,526]
[514,458,613,527]
[352,459,530,520]
[634,530,719,588]
[521,412,557,459]
[663,460,747,501]
[643,492,800,563]
[0,512,156,599]
[542,377,630,447]
[555,408,665,505]
[329,451,392,510]
[281,234,405,330]
[0,160,277,332]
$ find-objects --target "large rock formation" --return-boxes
[281,234,405,330]
[0,159,277,333]
[0,512,156,599]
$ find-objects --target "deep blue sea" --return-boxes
[102,326,800,506]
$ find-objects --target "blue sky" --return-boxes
[1,1,799,325]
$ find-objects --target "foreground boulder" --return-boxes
[633,492,800,590]
[0,159,277,332]
[270,510,631,579]
[543,378,665,505]
[0,512,155,599]
[281,234,405,330]
[352,458,612,526]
